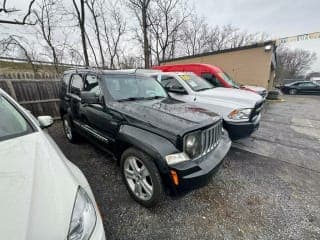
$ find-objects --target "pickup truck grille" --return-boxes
[250,100,264,121]
[261,90,267,98]
[200,120,223,156]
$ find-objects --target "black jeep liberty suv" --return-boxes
[60,69,231,207]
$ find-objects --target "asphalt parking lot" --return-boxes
[49,95,320,240]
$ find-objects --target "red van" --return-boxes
[153,63,267,98]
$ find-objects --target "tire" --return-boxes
[62,114,81,143]
[289,89,297,95]
[121,148,164,207]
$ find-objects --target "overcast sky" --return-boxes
[1,0,320,71]
[195,0,320,71]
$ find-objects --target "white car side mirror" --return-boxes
[37,116,54,129]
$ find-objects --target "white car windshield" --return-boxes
[178,74,214,92]
[0,95,33,141]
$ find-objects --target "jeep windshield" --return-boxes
[178,74,214,92]
[102,75,168,101]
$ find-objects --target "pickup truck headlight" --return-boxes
[184,131,202,159]
[68,187,96,240]
[228,108,252,120]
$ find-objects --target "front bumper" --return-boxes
[90,213,106,240]
[224,114,261,140]
[167,131,231,193]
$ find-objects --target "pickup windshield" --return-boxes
[178,74,214,92]
[102,75,168,101]
[0,95,33,141]
[217,72,240,88]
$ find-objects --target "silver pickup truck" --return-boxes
[148,72,264,140]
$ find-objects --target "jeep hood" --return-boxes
[0,132,78,240]
[111,98,220,140]
[195,87,262,108]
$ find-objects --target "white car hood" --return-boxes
[243,85,266,92]
[195,87,263,108]
[0,132,78,240]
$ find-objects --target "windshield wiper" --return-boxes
[197,87,213,92]
[118,97,146,102]
[145,96,166,100]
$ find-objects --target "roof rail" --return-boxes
[112,69,161,74]
[65,66,102,73]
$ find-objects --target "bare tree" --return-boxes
[72,0,89,66]
[128,0,151,68]
[180,14,209,56]
[100,1,126,69]
[148,0,189,64]
[276,47,317,82]
[33,0,61,72]
[86,0,105,67]
[0,35,38,73]
[0,0,36,25]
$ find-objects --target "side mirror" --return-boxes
[37,116,54,129]
[80,91,100,104]
[167,85,187,94]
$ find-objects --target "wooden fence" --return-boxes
[0,78,62,119]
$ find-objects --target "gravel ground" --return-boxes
[48,96,320,240]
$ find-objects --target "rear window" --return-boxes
[0,95,33,141]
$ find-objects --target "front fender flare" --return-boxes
[117,125,179,173]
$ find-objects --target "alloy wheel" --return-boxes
[289,89,296,95]
[123,156,154,201]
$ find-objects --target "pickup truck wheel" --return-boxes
[62,115,80,143]
[121,148,164,207]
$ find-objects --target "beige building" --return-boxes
[160,41,277,89]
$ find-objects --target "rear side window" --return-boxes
[70,74,84,95]
[63,73,71,85]
[0,95,33,141]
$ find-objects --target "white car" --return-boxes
[0,89,105,240]
[148,72,264,140]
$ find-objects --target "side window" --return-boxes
[160,75,184,89]
[201,73,221,87]
[84,74,101,96]
[70,74,84,95]
[300,82,316,87]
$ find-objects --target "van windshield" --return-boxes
[178,74,214,92]
[218,72,240,88]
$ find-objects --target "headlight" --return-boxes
[165,152,190,165]
[228,108,252,120]
[184,131,202,159]
[68,187,96,240]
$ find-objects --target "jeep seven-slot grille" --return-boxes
[200,120,223,156]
